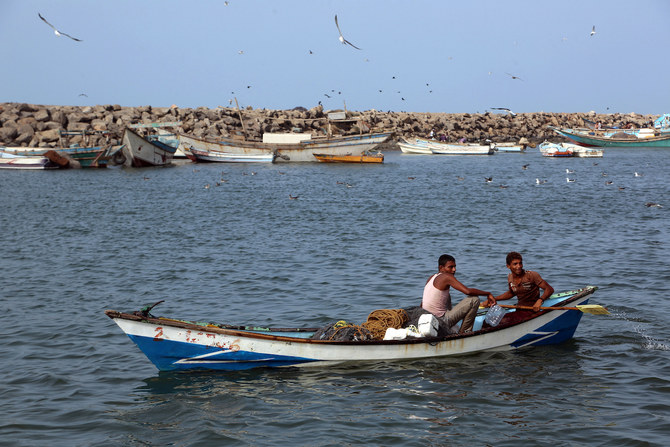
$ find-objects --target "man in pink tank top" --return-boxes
[422,254,495,334]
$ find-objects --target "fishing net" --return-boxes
[310,307,450,341]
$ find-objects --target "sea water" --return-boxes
[1,148,669,446]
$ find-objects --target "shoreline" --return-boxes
[0,102,659,148]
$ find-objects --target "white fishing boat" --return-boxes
[538,142,576,157]
[572,147,604,158]
[177,132,393,163]
[187,147,275,163]
[399,138,493,155]
[117,128,177,167]
[0,151,60,170]
[492,142,527,153]
[397,138,433,154]
[105,286,600,372]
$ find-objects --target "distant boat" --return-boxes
[188,147,275,163]
[572,147,604,158]
[539,142,575,157]
[128,122,187,158]
[1,142,112,168]
[492,142,527,153]
[548,114,670,147]
[117,128,177,167]
[399,138,494,155]
[397,138,433,154]
[0,151,60,170]
[177,132,393,163]
[313,152,384,163]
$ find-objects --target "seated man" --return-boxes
[422,254,495,334]
[485,251,554,325]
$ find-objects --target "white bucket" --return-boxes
[418,313,439,337]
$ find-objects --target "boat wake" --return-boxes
[616,310,670,351]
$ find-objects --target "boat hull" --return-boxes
[188,148,275,163]
[313,153,384,163]
[399,138,493,155]
[0,151,59,170]
[106,286,597,372]
[178,132,393,162]
[549,126,670,148]
[1,146,110,168]
[121,129,176,167]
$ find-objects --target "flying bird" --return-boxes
[505,72,523,81]
[590,26,596,37]
[334,15,362,50]
[38,13,82,41]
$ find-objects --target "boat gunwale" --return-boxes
[104,286,597,346]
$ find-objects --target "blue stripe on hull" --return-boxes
[127,335,317,371]
[510,309,584,348]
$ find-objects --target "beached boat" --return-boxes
[117,128,177,167]
[128,122,188,159]
[313,152,384,163]
[572,147,604,158]
[0,151,60,170]
[1,144,111,168]
[177,132,393,163]
[188,147,275,163]
[548,114,670,148]
[539,142,575,157]
[399,138,494,155]
[105,286,598,372]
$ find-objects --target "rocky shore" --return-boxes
[0,102,659,149]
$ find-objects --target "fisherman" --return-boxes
[422,254,495,334]
[483,251,554,325]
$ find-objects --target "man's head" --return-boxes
[506,251,524,275]
[438,254,456,274]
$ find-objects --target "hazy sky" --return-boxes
[2,0,669,114]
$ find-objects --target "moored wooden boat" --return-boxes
[1,144,111,168]
[572,147,604,158]
[548,125,670,148]
[313,152,384,163]
[0,151,60,170]
[539,142,575,157]
[493,142,527,152]
[177,132,393,163]
[105,286,598,372]
[397,138,433,154]
[399,138,494,155]
[118,128,177,167]
[188,147,275,163]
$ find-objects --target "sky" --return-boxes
[1,0,669,114]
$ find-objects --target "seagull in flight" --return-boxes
[590,26,596,37]
[505,72,523,81]
[334,15,362,50]
[38,13,82,41]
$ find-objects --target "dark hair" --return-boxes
[438,254,455,268]
[506,251,523,265]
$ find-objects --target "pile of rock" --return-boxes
[0,102,658,148]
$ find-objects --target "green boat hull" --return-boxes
[549,126,670,148]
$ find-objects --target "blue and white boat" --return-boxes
[106,286,599,372]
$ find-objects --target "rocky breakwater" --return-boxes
[0,102,659,148]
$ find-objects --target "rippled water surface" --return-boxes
[1,148,669,446]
